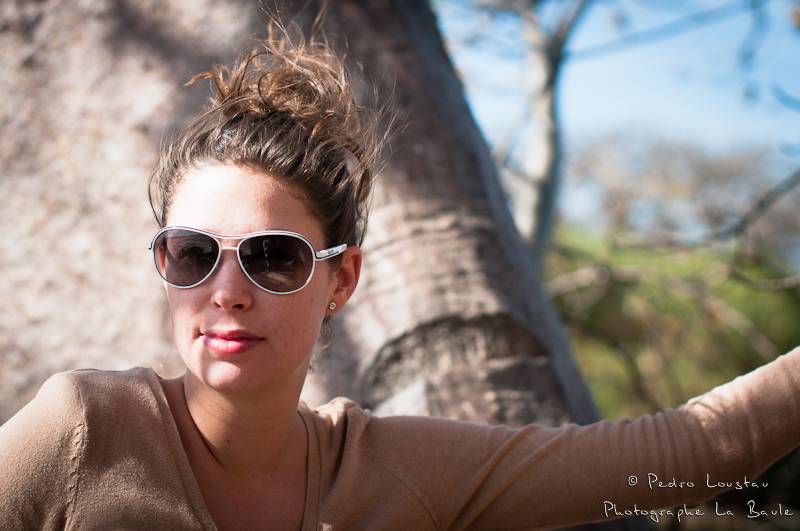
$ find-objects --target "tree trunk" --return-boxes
[288,0,599,427]
[293,0,592,421]
[518,36,562,270]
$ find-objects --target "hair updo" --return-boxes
[148,22,390,349]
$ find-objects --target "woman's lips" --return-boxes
[202,330,264,355]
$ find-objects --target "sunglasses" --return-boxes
[148,226,347,295]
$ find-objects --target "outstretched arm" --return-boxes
[359,346,800,529]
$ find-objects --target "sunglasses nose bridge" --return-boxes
[216,245,244,271]
[208,244,253,288]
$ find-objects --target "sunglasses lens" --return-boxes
[239,234,314,293]
[153,229,219,287]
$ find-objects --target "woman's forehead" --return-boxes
[167,162,323,241]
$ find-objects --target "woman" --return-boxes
[1,27,799,531]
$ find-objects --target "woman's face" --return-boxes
[163,161,354,397]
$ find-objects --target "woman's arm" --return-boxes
[358,346,800,529]
[0,372,85,529]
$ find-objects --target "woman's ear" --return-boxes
[327,246,362,315]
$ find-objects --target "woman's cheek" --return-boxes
[272,296,323,357]
[165,292,200,355]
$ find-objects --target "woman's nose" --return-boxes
[209,249,255,312]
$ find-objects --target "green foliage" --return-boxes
[548,222,800,528]
[547,223,800,419]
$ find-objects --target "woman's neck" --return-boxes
[179,371,307,479]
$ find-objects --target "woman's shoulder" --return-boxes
[302,395,516,476]
[0,367,161,528]
[1,366,165,441]
[0,368,198,528]
[299,396,533,529]
[305,395,509,442]
[58,366,161,407]
[21,365,158,394]
[58,365,159,387]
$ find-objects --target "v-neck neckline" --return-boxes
[140,367,321,531]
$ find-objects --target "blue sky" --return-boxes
[562,0,800,152]
[434,0,800,231]
[435,0,800,162]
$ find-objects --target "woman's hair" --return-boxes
[148,21,391,351]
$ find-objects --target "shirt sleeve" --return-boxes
[0,372,85,530]
[358,346,800,530]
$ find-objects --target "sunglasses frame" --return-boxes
[148,225,347,295]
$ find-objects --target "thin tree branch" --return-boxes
[493,99,532,167]
[553,0,592,53]
[738,0,770,70]
[773,84,800,112]
[565,0,770,62]
[573,319,665,412]
[546,264,639,295]
[614,167,800,250]
[716,166,800,239]
[665,276,778,362]
[728,268,800,290]
[650,323,688,405]
[499,159,538,186]
[779,142,800,155]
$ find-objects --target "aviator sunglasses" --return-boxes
[148,226,347,295]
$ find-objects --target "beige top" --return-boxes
[1,348,799,530]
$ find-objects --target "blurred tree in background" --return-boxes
[436,0,800,528]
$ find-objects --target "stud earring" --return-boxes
[329,302,337,310]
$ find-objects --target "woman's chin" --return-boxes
[192,361,266,395]
[181,349,264,393]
